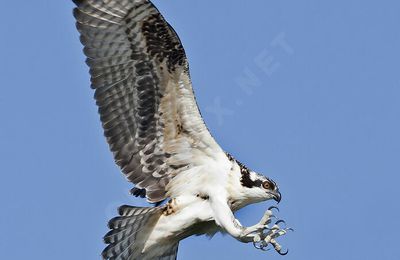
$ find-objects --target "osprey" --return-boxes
[73,0,291,259]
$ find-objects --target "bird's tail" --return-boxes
[102,205,179,260]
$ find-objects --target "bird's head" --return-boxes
[239,166,281,204]
[231,156,281,204]
[226,154,281,209]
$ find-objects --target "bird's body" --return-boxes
[139,157,232,257]
[72,0,290,259]
[104,153,277,259]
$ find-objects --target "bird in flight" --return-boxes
[72,0,291,259]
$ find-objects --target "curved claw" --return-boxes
[277,249,289,255]
[253,241,270,251]
[253,242,261,249]
[253,241,263,250]
[268,206,280,212]
[261,246,271,252]
[275,220,287,229]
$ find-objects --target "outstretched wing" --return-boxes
[73,0,224,203]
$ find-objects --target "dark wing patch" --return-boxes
[73,0,221,203]
[141,13,186,71]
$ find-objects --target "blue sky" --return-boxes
[1,1,400,259]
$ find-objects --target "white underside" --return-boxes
[142,159,232,255]
[143,195,216,253]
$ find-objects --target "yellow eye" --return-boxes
[262,181,273,190]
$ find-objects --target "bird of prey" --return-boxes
[72,0,291,259]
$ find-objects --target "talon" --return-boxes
[251,209,292,255]
[261,246,271,252]
[270,239,289,255]
[253,240,269,251]
[253,241,261,249]
[262,243,271,251]
[268,206,279,212]
[277,249,289,255]
[275,220,287,229]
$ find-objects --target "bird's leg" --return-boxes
[210,197,261,242]
[210,199,282,244]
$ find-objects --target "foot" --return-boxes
[252,207,293,255]
[236,206,277,243]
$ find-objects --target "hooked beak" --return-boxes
[272,190,281,203]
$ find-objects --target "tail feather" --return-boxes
[108,215,146,229]
[103,222,144,258]
[103,224,136,244]
[118,205,155,217]
[102,205,178,260]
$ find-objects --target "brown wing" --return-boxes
[73,0,223,203]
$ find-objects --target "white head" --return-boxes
[239,167,281,204]
[227,153,281,209]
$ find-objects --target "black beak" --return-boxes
[273,190,281,203]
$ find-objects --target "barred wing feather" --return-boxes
[73,0,223,203]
